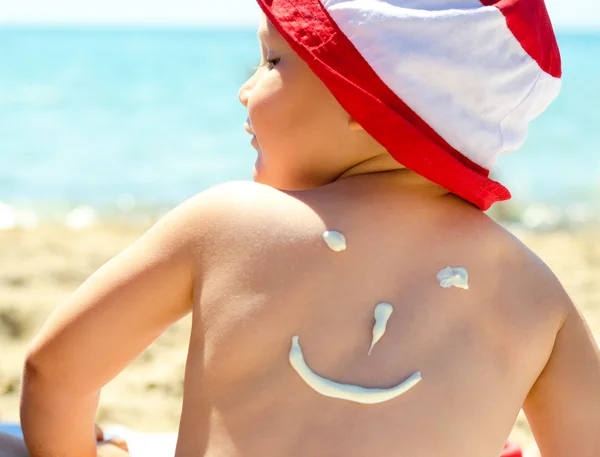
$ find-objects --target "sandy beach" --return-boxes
[1,223,599,450]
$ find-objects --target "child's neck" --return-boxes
[335,151,401,180]
[335,155,449,199]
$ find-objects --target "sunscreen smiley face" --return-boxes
[289,303,421,404]
[289,335,421,404]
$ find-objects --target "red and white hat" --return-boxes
[255,0,562,210]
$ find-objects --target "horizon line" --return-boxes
[0,21,598,32]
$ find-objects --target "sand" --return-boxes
[0,223,598,450]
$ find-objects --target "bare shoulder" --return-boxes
[434,209,573,372]
[493,224,571,326]
[447,213,585,387]
[184,180,310,223]
[457,212,571,329]
[192,180,285,205]
[172,181,327,282]
[157,181,302,247]
[182,181,321,244]
[496,233,600,456]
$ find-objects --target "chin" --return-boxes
[253,158,324,190]
[252,166,281,189]
[252,158,268,185]
[252,164,278,188]
[252,173,275,189]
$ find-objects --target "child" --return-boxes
[20,1,600,457]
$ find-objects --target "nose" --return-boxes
[238,76,253,108]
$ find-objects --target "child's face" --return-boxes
[239,14,371,190]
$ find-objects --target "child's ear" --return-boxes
[348,118,364,132]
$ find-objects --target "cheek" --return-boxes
[247,75,294,141]
[248,75,305,167]
[249,73,332,150]
[247,67,351,188]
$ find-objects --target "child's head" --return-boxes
[239,14,400,191]
[241,0,562,210]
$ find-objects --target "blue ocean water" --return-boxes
[0,27,598,226]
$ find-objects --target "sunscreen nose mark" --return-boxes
[437,266,469,290]
[368,302,394,355]
[322,230,346,252]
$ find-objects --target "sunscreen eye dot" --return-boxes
[436,266,469,290]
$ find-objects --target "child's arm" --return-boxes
[20,195,210,457]
[523,301,600,457]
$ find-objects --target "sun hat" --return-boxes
[255,0,562,210]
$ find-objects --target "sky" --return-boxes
[0,0,598,29]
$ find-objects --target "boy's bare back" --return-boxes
[172,177,594,457]
[20,177,600,457]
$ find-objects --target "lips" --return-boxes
[244,121,255,136]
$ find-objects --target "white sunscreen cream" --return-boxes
[437,266,469,290]
[322,230,346,252]
[368,302,393,355]
[289,336,421,404]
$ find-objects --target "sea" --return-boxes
[0,27,599,230]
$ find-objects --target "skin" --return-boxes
[20,13,600,457]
